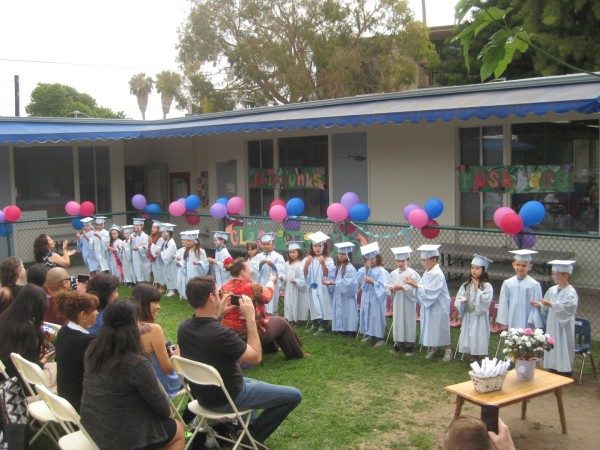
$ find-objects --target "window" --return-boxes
[248,140,274,215]
[511,120,599,233]
[79,147,111,213]
[459,127,504,227]
[14,146,74,217]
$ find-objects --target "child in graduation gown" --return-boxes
[245,241,261,283]
[149,220,166,290]
[130,218,151,283]
[386,246,421,355]
[303,231,335,334]
[455,255,494,361]
[282,241,309,324]
[157,224,178,297]
[91,216,110,273]
[77,217,100,275]
[120,225,135,284]
[175,232,191,300]
[107,224,125,282]
[324,242,358,335]
[256,233,286,315]
[207,231,232,289]
[185,233,209,283]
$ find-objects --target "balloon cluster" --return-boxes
[209,196,245,223]
[268,198,305,230]
[0,204,22,236]
[493,201,545,236]
[326,192,370,224]
[64,200,96,230]
[131,194,163,221]
[402,197,444,239]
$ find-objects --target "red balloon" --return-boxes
[80,201,95,216]
[270,199,286,208]
[420,220,440,239]
[3,205,21,223]
[185,211,201,225]
[500,212,523,235]
[338,222,357,234]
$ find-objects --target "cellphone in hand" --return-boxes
[77,274,90,284]
[480,404,499,434]
[229,294,242,306]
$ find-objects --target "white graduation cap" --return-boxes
[152,220,162,227]
[109,224,122,232]
[308,231,330,245]
[213,231,230,242]
[286,241,304,251]
[471,254,493,270]
[80,217,94,225]
[259,232,276,243]
[509,249,538,262]
[335,242,355,254]
[417,244,441,259]
[391,246,412,261]
[360,242,380,259]
[160,223,176,232]
[132,217,145,225]
[94,216,107,224]
[181,230,199,240]
[122,225,134,234]
[548,260,576,274]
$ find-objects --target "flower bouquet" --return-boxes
[500,328,555,381]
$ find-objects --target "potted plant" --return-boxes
[500,327,555,381]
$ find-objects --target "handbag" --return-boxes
[0,376,29,450]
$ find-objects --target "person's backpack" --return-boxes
[0,375,29,450]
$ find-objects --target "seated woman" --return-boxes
[0,257,26,316]
[86,272,120,336]
[33,234,76,269]
[80,300,184,450]
[131,283,182,397]
[0,284,56,387]
[221,258,306,360]
[54,290,99,412]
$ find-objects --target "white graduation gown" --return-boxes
[119,238,135,283]
[497,275,542,329]
[151,237,166,285]
[107,239,124,281]
[542,284,578,372]
[358,265,389,339]
[131,232,151,282]
[282,261,309,321]
[77,231,100,273]
[90,229,110,272]
[455,281,493,356]
[248,254,261,283]
[329,263,358,333]
[257,251,286,315]
[160,238,178,291]
[186,248,209,283]
[175,247,187,299]
[386,267,421,344]
[212,246,232,289]
[415,264,451,347]
[304,256,335,321]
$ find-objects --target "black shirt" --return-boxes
[177,316,247,408]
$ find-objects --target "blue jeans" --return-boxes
[213,377,302,442]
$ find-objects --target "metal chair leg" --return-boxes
[579,354,587,384]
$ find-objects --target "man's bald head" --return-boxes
[45,267,71,293]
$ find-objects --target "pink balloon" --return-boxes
[80,201,95,217]
[270,199,286,208]
[227,196,245,215]
[269,205,287,223]
[500,212,523,235]
[65,201,81,216]
[408,208,429,228]
[403,203,420,221]
[168,201,186,217]
[210,203,228,219]
[493,206,515,228]
[327,203,348,223]
[3,206,21,223]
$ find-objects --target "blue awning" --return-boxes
[1,73,599,144]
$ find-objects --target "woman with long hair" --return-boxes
[81,301,184,450]
[0,257,26,315]
[33,234,76,269]
[86,272,120,336]
[131,283,182,396]
[221,258,305,360]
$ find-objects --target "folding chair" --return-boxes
[10,353,60,446]
[574,317,598,384]
[170,355,267,450]
[34,384,98,450]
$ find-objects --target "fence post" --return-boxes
[7,232,14,256]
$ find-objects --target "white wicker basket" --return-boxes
[468,371,507,393]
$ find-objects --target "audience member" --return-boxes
[34,233,76,268]
[0,257,26,315]
[85,272,120,336]
[27,263,48,288]
[444,416,515,450]
[44,267,71,325]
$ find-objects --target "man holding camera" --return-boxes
[178,276,302,445]
[43,267,72,325]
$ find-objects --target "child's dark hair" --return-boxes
[463,266,490,286]
[309,242,330,257]
[369,254,383,267]
[288,248,304,261]
[109,228,124,244]
[184,240,202,259]
[335,252,352,277]
[245,241,258,252]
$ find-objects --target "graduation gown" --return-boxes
[358,265,389,339]
[497,275,542,329]
[160,238,178,291]
[150,237,166,285]
[304,256,335,321]
[386,267,421,344]
[131,232,151,282]
[212,246,232,289]
[257,250,286,315]
[329,263,358,333]
[186,248,209,283]
[542,284,578,372]
[416,264,451,347]
[282,261,309,321]
[91,229,110,272]
[455,281,493,356]
[175,248,187,299]
[78,231,100,273]
[248,254,261,283]
[119,237,135,283]
[107,239,124,281]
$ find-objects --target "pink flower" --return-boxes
[547,337,555,345]
[524,328,534,336]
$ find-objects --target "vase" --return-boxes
[514,358,538,381]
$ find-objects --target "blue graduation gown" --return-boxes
[387,267,421,344]
[542,284,578,372]
[329,263,358,333]
[358,265,389,339]
[497,275,542,329]
[257,251,286,314]
[416,264,451,347]
[455,281,493,355]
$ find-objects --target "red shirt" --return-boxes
[221,278,273,339]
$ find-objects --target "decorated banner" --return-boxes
[248,167,326,190]
[457,165,573,194]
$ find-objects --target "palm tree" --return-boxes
[155,71,182,119]
[129,73,153,120]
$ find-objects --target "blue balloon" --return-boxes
[0,223,13,237]
[185,194,200,210]
[216,197,228,205]
[145,203,162,214]
[519,200,545,227]
[286,197,305,216]
[423,197,444,219]
[71,217,83,230]
[349,203,370,222]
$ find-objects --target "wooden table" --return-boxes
[445,369,574,434]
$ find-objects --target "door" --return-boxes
[217,160,238,198]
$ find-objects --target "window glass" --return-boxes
[79,147,111,212]
[247,139,274,215]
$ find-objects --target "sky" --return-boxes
[0,0,456,121]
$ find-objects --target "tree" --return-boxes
[128,73,154,120]
[177,0,437,109]
[174,73,234,115]
[155,71,182,119]
[25,83,126,118]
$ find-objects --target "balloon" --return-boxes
[185,195,201,211]
[210,203,228,219]
[421,220,440,239]
[71,217,84,230]
[500,212,523,235]
[269,205,288,223]
[144,203,162,214]
[283,219,301,231]
[270,199,286,208]
[227,196,245,215]
[519,200,546,227]
[423,197,444,219]
[338,222,357,234]
[0,210,4,223]
[349,203,370,222]
[326,203,348,223]
[408,208,429,228]
[340,192,360,211]
[168,201,186,217]
[185,211,201,225]
[216,197,229,205]
[403,203,420,221]
[286,197,305,217]
[131,194,147,211]
[3,206,21,223]
[493,207,514,228]
[513,228,538,249]
[65,201,81,216]
[0,223,13,237]
[80,201,95,216]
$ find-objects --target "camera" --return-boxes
[77,274,90,284]
[229,294,242,306]
[69,276,78,290]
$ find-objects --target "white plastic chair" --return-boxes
[0,359,8,378]
[170,355,267,450]
[43,321,62,334]
[10,352,60,446]
[35,384,99,450]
